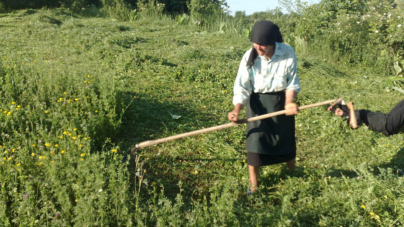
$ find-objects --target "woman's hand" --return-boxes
[228,109,240,122]
[328,98,344,112]
[285,103,299,116]
[228,103,244,122]
[347,102,354,110]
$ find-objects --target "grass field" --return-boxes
[1,8,404,226]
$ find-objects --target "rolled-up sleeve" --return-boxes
[285,54,301,93]
[233,57,252,107]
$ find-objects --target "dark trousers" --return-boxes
[386,99,404,134]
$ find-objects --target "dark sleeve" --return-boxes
[355,110,362,125]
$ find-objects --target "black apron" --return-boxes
[246,91,296,166]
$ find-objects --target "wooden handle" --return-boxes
[132,99,336,150]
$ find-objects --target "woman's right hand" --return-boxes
[228,109,240,122]
[228,103,244,122]
[347,102,354,110]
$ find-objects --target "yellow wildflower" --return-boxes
[84,137,88,140]
[11,102,16,105]
[63,131,68,135]
[59,136,63,139]
[12,149,15,152]
[74,128,77,131]
[74,98,79,101]
[31,153,35,156]
[64,92,67,95]
[81,158,84,161]
[95,110,98,113]
[3,111,7,114]
[80,153,85,157]
[8,157,12,160]
[369,212,375,215]
[16,163,21,166]
[55,144,59,147]
[2,157,5,160]
[112,149,118,152]
[72,137,76,140]
[45,111,49,114]
[45,143,50,147]
[61,150,65,154]
[17,105,21,108]
[361,205,366,209]
[32,144,36,147]
[7,112,11,116]
[69,133,72,136]
[50,151,54,155]
[4,151,7,154]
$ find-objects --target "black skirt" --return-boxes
[247,151,296,166]
[245,91,296,166]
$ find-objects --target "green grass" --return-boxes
[0,8,403,226]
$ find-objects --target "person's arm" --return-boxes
[284,50,300,116]
[229,51,252,122]
[285,90,298,116]
[327,98,346,111]
[346,102,357,129]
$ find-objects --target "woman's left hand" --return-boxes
[285,103,299,116]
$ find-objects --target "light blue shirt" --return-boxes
[232,42,301,106]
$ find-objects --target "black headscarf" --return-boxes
[247,20,283,69]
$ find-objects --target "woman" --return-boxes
[328,98,404,135]
[228,20,301,194]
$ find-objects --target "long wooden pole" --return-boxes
[132,99,336,150]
